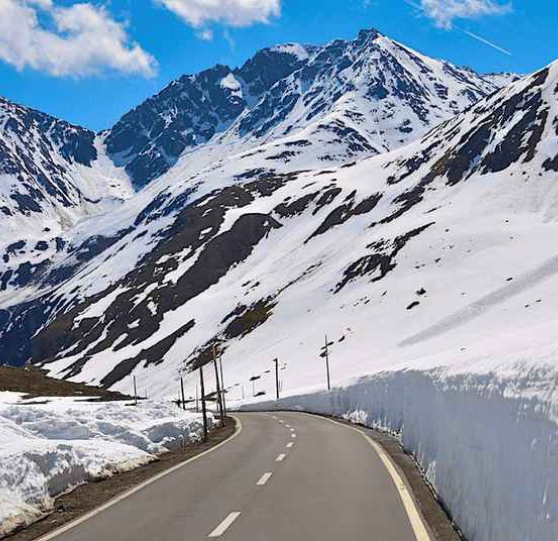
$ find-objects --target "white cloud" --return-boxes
[0,1,157,78]
[154,0,280,27]
[419,0,512,29]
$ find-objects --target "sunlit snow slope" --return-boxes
[0,60,552,401]
[2,31,557,541]
[0,29,510,303]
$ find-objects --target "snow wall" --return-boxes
[241,369,558,541]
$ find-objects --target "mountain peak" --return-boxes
[356,28,382,42]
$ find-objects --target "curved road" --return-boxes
[40,412,432,541]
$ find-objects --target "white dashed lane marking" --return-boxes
[256,472,273,486]
[286,442,294,448]
[208,512,241,538]
[276,453,286,462]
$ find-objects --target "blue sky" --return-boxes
[2,0,556,131]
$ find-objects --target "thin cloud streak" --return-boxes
[460,28,512,56]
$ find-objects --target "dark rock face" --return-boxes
[0,295,61,365]
[0,97,97,214]
[335,223,434,292]
[381,66,555,195]
[105,48,312,189]
[308,192,382,241]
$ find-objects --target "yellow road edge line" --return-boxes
[35,415,243,541]
[294,412,432,541]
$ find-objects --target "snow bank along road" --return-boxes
[37,412,436,541]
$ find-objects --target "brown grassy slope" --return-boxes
[0,366,130,400]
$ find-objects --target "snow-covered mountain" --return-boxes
[2,31,557,541]
[0,53,552,397]
[104,43,315,189]
[0,98,132,295]
[104,29,508,189]
[0,29,513,303]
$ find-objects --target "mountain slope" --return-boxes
[0,28,515,305]
[221,29,505,157]
[0,99,132,295]
[105,44,315,189]
[0,59,554,399]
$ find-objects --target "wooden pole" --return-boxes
[324,335,331,391]
[195,384,199,413]
[274,358,280,400]
[219,353,227,417]
[133,375,138,406]
[199,366,208,442]
[213,344,225,423]
[180,375,186,411]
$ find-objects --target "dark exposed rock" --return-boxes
[100,319,196,388]
[335,223,433,292]
[105,47,311,188]
[223,297,277,340]
[308,193,382,241]
[274,192,320,218]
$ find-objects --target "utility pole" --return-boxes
[273,358,280,400]
[199,365,208,442]
[323,335,331,391]
[213,344,225,423]
[180,374,186,411]
[241,385,245,400]
[133,375,138,406]
[219,352,227,417]
[195,384,199,413]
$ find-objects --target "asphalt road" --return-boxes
[40,412,431,541]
